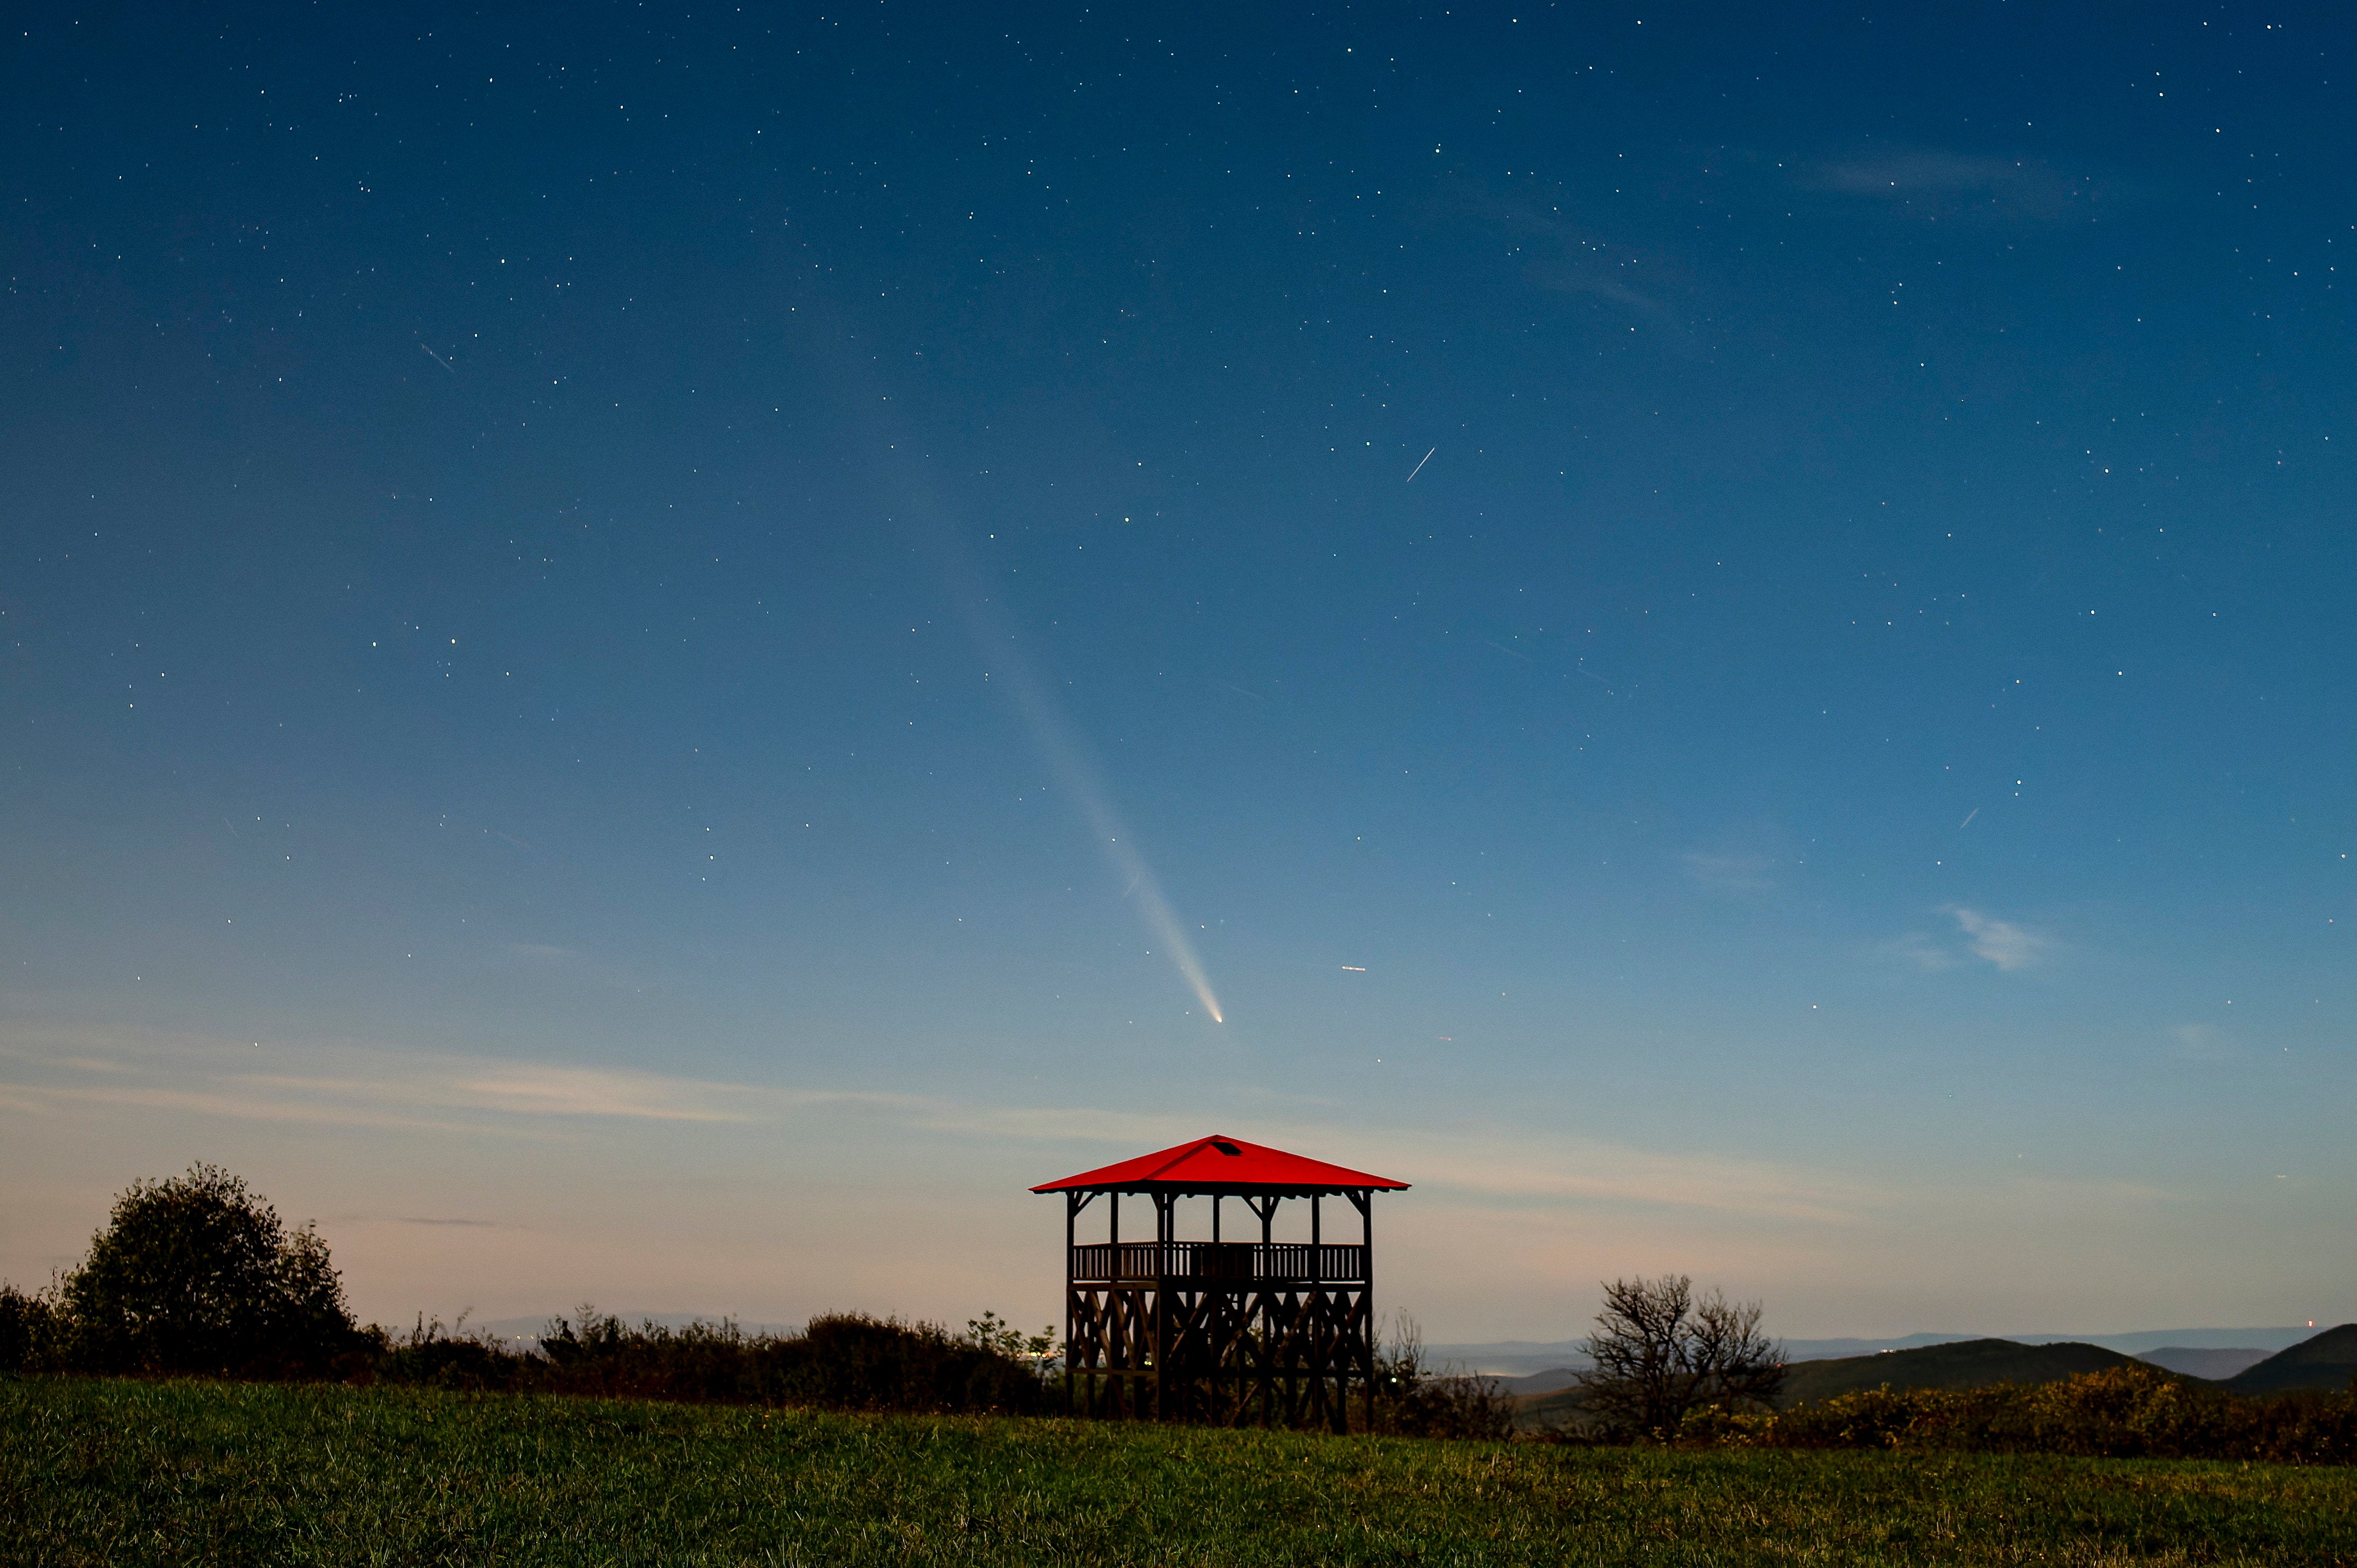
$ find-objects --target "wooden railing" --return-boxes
[1069,1241,1368,1284]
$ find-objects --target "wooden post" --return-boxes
[1358,1189,1375,1432]
[1107,1191,1120,1418]
[1151,1191,1170,1420]
[1065,1190,1078,1415]
[1257,1196,1275,1426]
[1310,1193,1326,1429]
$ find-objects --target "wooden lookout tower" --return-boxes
[1033,1134,1409,1430]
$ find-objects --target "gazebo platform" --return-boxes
[1034,1134,1408,1429]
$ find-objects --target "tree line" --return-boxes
[0,1163,1511,1435]
[1544,1273,2357,1465]
[0,1164,1051,1413]
[12,1166,2348,1460]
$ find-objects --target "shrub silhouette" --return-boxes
[0,1283,67,1373]
[57,1163,360,1376]
[371,1308,1048,1415]
[1675,1361,2357,1464]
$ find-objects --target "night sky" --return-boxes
[5,2,2353,1341]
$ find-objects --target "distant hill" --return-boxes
[1422,1342,1588,1378]
[1432,1326,2323,1376]
[2138,1347,2271,1382]
[1488,1367,1582,1397]
[2078,1326,2321,1355]
[1509,1383,1586,1431]
[2224,1324,2357,1396]
[1779,1339,2139,1407]
[1505,1335,2290,1432]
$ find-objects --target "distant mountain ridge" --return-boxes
[1504,1326,2357,1430]
[2138,1346,2272,1381]
[1427,1325,2326,1377]
[1778,1338,2140,1406]
[2225,1324,2357,1395]
[1508,1339,2145,1430]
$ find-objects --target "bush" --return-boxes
[3,1160,1050,1419]
[48,1163,362,1377]
[0,1283,68,1373]
[1674,1362,2357,1465]
[369,1307,1049,1415]
[792,1312,1046,1413]
[365,1314,514,1392]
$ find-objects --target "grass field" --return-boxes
[4,1376,2353,1566]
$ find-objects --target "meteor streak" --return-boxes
[1405,446,1436,483]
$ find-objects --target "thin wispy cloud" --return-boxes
[1526,255,1678,324]
[1950,907,2047,971]
[0,1030,911,1136]
[887,1103,1864,1224]
[1804,147,2110,224]
[438,1065,765,1122]
[2,1081,492,1136]
[1374,1135,1877,1227]
[1888,931,1962,972]
[1454,188,1697,346]
[1887,907,2050,972]
[2,1021,2195,1306]
[226,1064,768,1125]
[0,1024,1891,1225]
[1814,150,2057,196]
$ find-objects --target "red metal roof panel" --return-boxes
[1031,1134,1408,1193]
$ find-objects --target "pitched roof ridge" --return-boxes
[1031,1133,1408,1193]
[1145,1138,1212,1181]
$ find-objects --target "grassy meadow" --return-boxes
[5,1375,2355,1566]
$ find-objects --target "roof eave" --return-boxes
[1031,1179,1410,1195]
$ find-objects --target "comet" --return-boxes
[975,624,1226,1024]
[832,344,1227,1026]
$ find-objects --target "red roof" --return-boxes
[1031,1134,1409,1194]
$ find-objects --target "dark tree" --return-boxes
[0,1283,66,1372]
[1573,1274,1783,1438]
[61,1163,360,1375]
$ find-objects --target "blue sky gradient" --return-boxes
[4,1,2352,1339]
